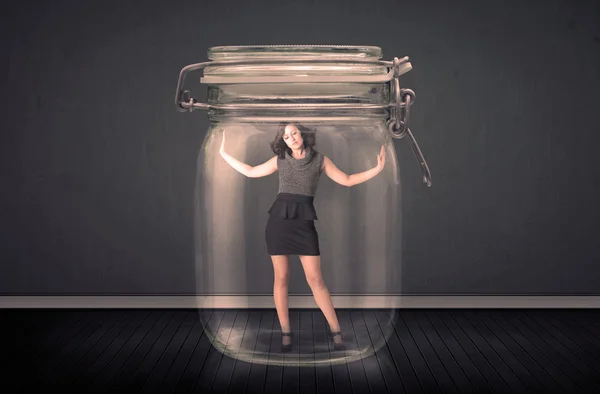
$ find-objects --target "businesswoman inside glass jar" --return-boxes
[219,122,385,352]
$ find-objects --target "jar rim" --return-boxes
[197,45,411,84]
[207,45,383,60]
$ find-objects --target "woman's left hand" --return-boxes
[377,145,386,170]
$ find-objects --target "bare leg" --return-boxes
[271,255,291,346]
[299,255,341,335]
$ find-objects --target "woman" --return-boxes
[219,122,386,352]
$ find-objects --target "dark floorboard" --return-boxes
[2,309,600,393]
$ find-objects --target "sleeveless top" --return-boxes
[277,147,325,196]
[267,147,325,220]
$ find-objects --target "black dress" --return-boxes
[265,193,320,256]
[265,148,324,256]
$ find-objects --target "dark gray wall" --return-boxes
[1,0,599,295]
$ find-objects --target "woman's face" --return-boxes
[282,124,304,149]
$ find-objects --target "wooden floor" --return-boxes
[3,308,600,393]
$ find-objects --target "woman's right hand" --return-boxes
[376,145,386,171]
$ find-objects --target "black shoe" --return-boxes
[328,330,346,351]
[281,331,293,353]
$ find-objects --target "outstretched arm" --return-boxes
[219,132,278,178]
[323,145,386,187]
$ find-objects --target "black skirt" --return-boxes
[265,193,320,256]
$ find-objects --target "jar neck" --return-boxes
[207,108,389,123]
[207,83,390,107]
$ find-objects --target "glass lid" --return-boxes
[201,45,410,83]
[207,45,384,60]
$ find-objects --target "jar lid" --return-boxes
[200,45,411,84]
[207,45,383,60]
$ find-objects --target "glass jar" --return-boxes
[175,45,431,366]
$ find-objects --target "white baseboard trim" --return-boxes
[1,295,600,308]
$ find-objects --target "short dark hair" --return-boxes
[270,122,316,159]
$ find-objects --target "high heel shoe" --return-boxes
[328,330,346,351]
[281,331,293,353]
